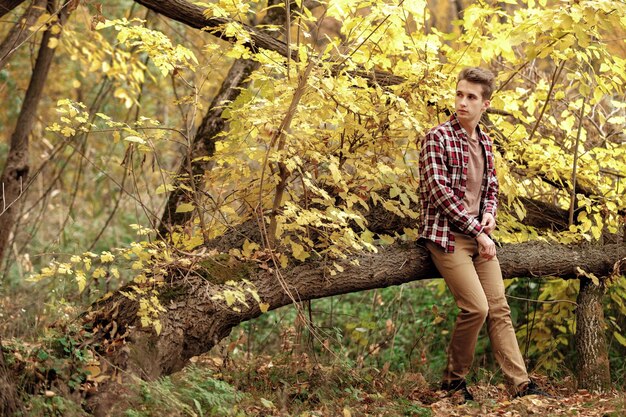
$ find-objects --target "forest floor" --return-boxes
[4,333,626,416]
[186,352,626,417]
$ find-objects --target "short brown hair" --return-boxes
[457,67,495,100]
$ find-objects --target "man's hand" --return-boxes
[481,213,496,235]
[476,233,496,260]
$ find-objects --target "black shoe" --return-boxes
[441,379,474,402]
[514,380,553,398]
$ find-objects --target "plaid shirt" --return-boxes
[418,114,498,252]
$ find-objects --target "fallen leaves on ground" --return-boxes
[193,350,626,417]
[416,384,625,417]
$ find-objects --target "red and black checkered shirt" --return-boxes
[418,114,498,252]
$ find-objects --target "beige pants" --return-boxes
[426,233,529,388]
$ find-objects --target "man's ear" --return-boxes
[482,99,491,111]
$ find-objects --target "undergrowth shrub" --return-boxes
[123,365,244,417]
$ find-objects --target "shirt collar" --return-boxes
[449,113,485,142]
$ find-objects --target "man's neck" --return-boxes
[458,118,478,138]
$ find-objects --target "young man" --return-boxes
[418,67,547,401]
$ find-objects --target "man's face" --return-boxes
[455,79,490,126]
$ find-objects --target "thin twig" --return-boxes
[569,96,586,226]
[526,60,566,145]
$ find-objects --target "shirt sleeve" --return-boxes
[420,130,484,237]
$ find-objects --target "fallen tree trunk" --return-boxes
[84,239,624,413]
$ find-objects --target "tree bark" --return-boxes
[576,278,611,391]
[517,196,569,231]
[0,0,47,71]
[84,239,624,413]
[0,0,68,265]
[0,0,27,19]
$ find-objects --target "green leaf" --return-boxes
[37,350,49,361]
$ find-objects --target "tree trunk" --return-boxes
[0,0,27,18]
[0,0,68,266]
[84,240,624,412]
[0,0,47,71]
[576,277,611,391]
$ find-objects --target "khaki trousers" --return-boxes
[426,233,529,387]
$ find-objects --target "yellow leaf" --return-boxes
[85,365,101,379]
[575,267,600,285]
[47,37,59,49]
[614,332,626,347]
[183,235,203,251]
[134,274,147,283]
[100,251,115,263]
[224,291,236,307]
[155,184,175,194]
[76,270,86,293]
[61,126,75,137]
[290,241,310,262]
[242,239,260,258]
[124,135,146,144]
[259,302,270,313]
[260,398,275,409]
[175,203,195,213]
[378,234,394,245]
[590,225,602,240]
[279,253,288,268]
[93,268,106,278]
